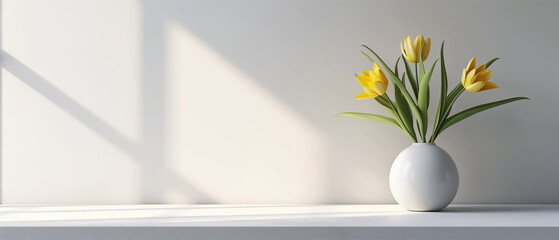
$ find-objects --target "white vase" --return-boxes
[389,143,458,211]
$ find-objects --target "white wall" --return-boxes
[2,0,558,204]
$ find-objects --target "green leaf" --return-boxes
[417,59,439,139]
[336,112,401,129]
[426,85,430,110]
[443,83,464,119]
[375,95,392,109]
[403,57,418,98]
[386,96,418,142]
[485,57,500,68]
[418,41,426,82]
[394,57,401,76]
[416,41,430,141]
[376,95,399,123]
[438,97,530,133]
[418,60,438,112]
[431,42,448,142]
[360,51,376,67]
[381,104,402,127]
[377,97,409,140]
[394,72,414,137]
[361,45,423,136]
[430,84,465,141]
[382,104,398,119]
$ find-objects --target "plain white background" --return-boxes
[1,0,557,204]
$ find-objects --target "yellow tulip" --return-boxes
[400,35,431,63]
[355,63,388,99]
[461,57,499,92]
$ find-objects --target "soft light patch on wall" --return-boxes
[164,20,328,203]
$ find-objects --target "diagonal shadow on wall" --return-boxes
[1,19,214,204]
[0,0,405,204]
[2,0,556,204]
[2,0,413,204]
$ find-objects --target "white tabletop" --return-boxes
[1,204,558,240]
[1,204,558,227]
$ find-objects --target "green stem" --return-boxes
[414,63,426,142]
[384,94,418,142]
[414,63,419,99]
[430,87,466,142]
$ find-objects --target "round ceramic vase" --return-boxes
[389,143,458,212]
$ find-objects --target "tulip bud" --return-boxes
[355,63,389,99]
[461,57,499,92]
[401,35,431,63]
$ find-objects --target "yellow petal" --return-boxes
[475,70,493,83]
[421,38,431,61]
[373,63,381,73]
[404,35,417,62]
[413,35,424,58]
[466,57,476,73]
[478,82,500,92]
[379,73,388,85]
[356,75,370,87]
[400,42,407,57]
[465,81,485,92]
[402,53,414,62]
[372,81,387,95]
[413,35,423,47]
[361,70,373,78]
[461,68,467,86]
[475,64,486,73]
[465,69,477,86]
[374,63,388,85]
[363,85,376,96]
[401,39,414,62]
[355,91,376,99]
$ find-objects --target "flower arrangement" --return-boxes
[337,35,529,143]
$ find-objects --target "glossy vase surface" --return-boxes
[389,143,459,211]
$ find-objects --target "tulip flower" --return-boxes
[400,35,431,63]
[355,63,388,99]
[461,57,499,92]
[339,39,528,144]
